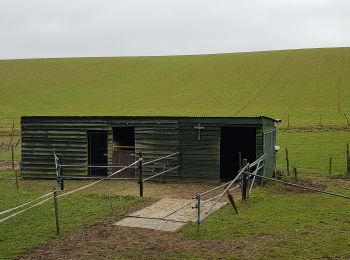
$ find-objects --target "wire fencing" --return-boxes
[280,144,350,176]
[0,158,142,233]
[192,155,265,227]
[0,122,21,170]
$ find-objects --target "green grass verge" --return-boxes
[180,176,350,259]
[0,171,141,259]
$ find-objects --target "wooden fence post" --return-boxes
[196,195,201,232]
[346,143,349,175]
[139,151,143,197]
[58,157,64,191]
[53,191,60,236]
[11,145,14,170]
[227,191,238,214]
[15,170,19,191]
[285,148,290,175]
[329,157,332,175]
[293,166,297,180]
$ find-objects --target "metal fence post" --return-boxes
[139,151,143,197]
[242,159,248,201]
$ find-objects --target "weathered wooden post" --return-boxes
[329,157,332,175]
[11,145,14,170]
[242,159,248,201]
[138,150,143,197]
[14,170,19,191]
[285,148,290,175]
[196,195,201,232]
[227,191,238,214]
[347,144,350,175]
[58,157,64,191]
[53,191,60,236]
[293,166,297,180]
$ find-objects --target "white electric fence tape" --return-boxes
[0,159,141,223]
[0,191,53,216]
[0,196,53,223]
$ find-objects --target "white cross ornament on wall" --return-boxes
[194,124,205,141]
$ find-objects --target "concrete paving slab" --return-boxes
[114,217,185,232]
[115,197,227,231]
[129,198,192,219]
[165,201,227,222]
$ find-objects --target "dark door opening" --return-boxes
[113,127,135,176]
[220,127,256,181]
[88,131,108,176]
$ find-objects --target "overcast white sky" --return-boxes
[0,0,349,59]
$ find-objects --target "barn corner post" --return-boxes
[138,150,144,197]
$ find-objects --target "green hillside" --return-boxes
[1,48,350,127]
[0,48,349,175]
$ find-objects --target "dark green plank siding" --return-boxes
[107,119,180,178]
[21,118,109,176]
[21,116,277,181]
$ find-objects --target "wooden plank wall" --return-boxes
[21,116,275,180]
[178,118,265,181]
[21,117,109,176]
[107,119,180,177]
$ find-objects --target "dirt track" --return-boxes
[19,190,250,260]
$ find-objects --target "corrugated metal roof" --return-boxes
[21,115,280,122]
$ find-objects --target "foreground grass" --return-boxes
[180,175,350,259]
[0,171,142,259]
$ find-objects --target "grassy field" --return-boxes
[0,170,142,259]
[0,48,349,127]
[180,175,350,259]
[0,48,349,173]
[277,129,350,175]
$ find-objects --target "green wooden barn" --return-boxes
[21,116,279,181]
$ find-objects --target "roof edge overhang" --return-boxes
[21,115,281,123]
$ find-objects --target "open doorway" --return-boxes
[113,127,135,176]
[220,127,256,181]
[88,131,108,176]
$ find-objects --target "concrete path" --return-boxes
[114,198,226,231]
